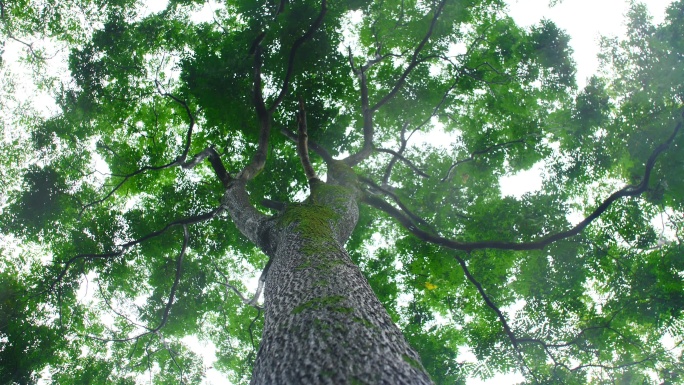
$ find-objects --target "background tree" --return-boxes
[1,0,683,384]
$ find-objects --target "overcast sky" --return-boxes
[499,0,674,198]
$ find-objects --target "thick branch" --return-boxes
[222,179,273,251]
[344,0,445,167]
[343,69,374,167]
[280,127,335,164]
[363,118,681,252]
[240,2,326,180]
[241,40,272,181]
[180,147,233,187]
[296,99,318,182]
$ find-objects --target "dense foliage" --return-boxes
[1,0,683,383]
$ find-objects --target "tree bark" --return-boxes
[249,180,433,385]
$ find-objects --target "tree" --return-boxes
[1,0,683,383]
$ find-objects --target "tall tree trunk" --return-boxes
[249,180,433,384]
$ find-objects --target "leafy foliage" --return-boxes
[1,0,684,384]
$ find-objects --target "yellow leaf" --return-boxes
[424,282,437,290]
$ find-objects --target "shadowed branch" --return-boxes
[364,117,681,252]
[48,209,222,294]
[83,225,189,343]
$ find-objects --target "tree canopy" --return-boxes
[1,0,684,383]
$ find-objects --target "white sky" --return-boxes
[500,0,673,198]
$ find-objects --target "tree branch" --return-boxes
[267,0,328,113]
[441,138,526,182]
[280,126,335,164]
[363,117,681,252]
[215,262,266,311]
[369,0,447,112]
[240,37,271,181]
[376,147,430,178]
[450,252,536,378]
[360,176,433,230]
[155,82,195,163]
[344,0,446,167]
[180,146,233,187]
[82,225,189,343]
[381,122,410,186]
[296,98,318,182]
[48,209,222,294]
[222,179,273,250]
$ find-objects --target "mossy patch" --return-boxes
[402,354,425,371]
[278,203,339,257]
[352,316,377,330]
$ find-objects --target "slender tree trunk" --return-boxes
[249,180,433,385]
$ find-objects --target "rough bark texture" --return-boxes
[248,179,433,385]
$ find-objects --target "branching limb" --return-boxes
[441,138,526,182]
[280,127,335,164]
[375,147,430,178]
[240,1,326,180]
[49,209,222,294]
[83,146,230,214]
[239,35,271,181]
[369,0,447,112]
[222,179,273,249]
[365,118,681,252]
[344,0,446,167]
[344,59,374,167]
[82,89,231,212]
[261,198,287,211]
[83,225,189,343]
[214,263,264,311]
[360,177,433,230]
[180,146,233,188]
[380,76,462,184]
[155,81,195,163]
[451,252,536,378]
[267,0,328,113]
[297,98,318,182]
[381,122,410,186]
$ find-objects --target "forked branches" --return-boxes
[296,98,318,182]
[81,90,232,214]
[240,0,327,181]
[48,208,223,294]
[453,249,660,379]
[344,0,447,167]
[82,224,189,345]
